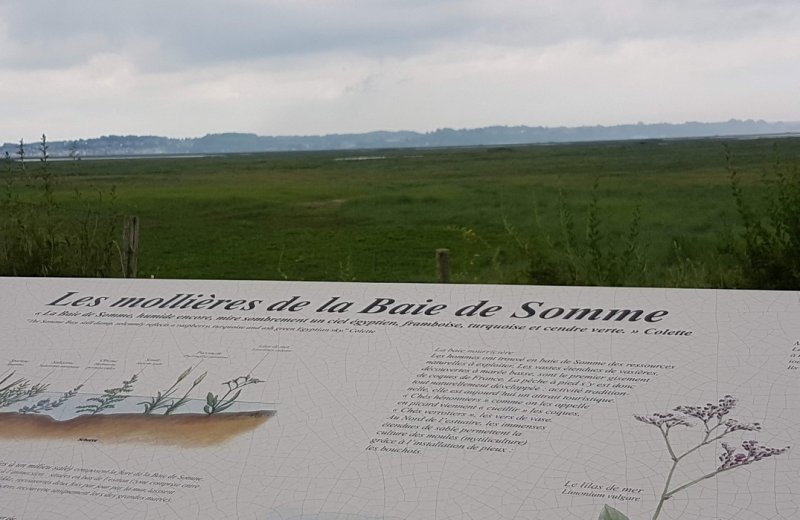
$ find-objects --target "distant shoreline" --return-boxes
[8,132,800,162]
[4,120,800,159]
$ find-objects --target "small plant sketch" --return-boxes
[1,364,273,446]
[75,374,138,415]
[0,371,48,409]
[19,385,83,414]
[598,395,790,520]
[140,367,207,415]
[164,371,207,415]
[205,375,263,415]
[141,367,191,414]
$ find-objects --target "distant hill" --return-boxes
[3,120,800,158]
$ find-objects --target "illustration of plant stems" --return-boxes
[634,395,789,520]
[140,367,194,414]
[164,371,207,415]
[18,384,83,414]
[0,371,48,409]
[205,375,263,415]
[75,374,138,415]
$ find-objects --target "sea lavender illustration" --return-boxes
[632,395,789,520]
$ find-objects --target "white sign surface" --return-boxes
[1,277,798,520]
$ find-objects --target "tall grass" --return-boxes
[550,178,647,286]
[729,145,800,289]
[451,144,800,290]
[456,178,649,287]
[0,134,122,277]
[451,161,797,290]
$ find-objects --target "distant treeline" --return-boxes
[3,119,800,158]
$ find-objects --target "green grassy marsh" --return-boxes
[3,136,799,287]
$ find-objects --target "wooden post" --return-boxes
[122,215,140,279]
[436,248,450,283]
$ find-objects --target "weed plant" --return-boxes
[728,146,800,289]
[549,178,647,286]
[450,142,798,289]
[0,134,121,277]
[458,178,648,287]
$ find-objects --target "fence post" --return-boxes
[436,248,450,283]
[122,215,140,279]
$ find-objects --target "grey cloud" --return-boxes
[0,1,476,70]
[0,0,800,71]
[2,0,799,72]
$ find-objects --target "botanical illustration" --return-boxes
[141,367,206,415]
[0,371,50,409]
[19,385,83,414]
[77,375,138,415]
[597,395,790,520]
[205,375,263,414]
[0,366,274,446]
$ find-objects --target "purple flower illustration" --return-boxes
[635,395,789,520]
[722,418,761,434]
[674,394,737,423]
[718,440,789,471]
[634,412,693,430]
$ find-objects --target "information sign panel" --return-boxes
[1,277,798,519]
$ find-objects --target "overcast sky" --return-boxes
[1,0,799,142]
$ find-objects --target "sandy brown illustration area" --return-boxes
[0,411,274,446]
